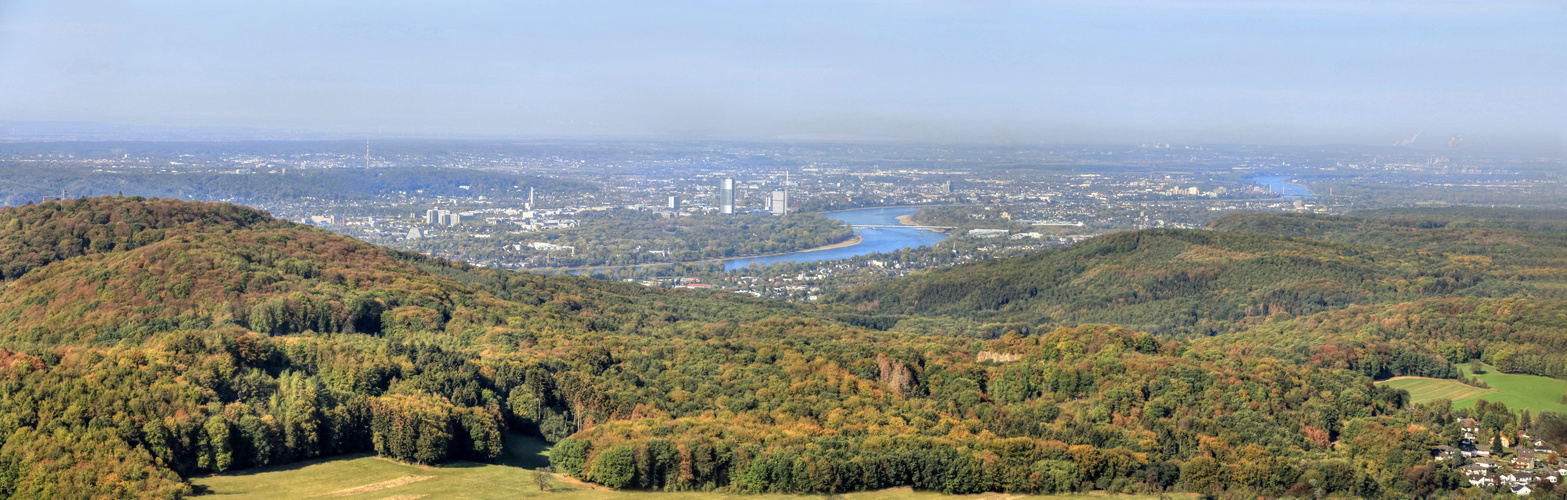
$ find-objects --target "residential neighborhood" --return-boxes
[1445,417,1563,495]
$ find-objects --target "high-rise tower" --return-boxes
[719,178,735,215]
[771,170,789,215]
[770,190,787,215]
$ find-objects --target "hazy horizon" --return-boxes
[2,1,1562,153]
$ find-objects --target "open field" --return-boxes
[1377,364,1567,414]
[1455,364,1567,414]
[1379,377,1491,403]
[194,434,1194,500]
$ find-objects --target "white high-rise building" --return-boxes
[770,190,787,215]
[426,209,440,225]
[668,195,680,210]
[719,178,735,215]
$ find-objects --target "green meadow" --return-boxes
[1379,377,1490,404]
[1378,364,1567,414]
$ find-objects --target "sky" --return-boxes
[0,0,1563,152]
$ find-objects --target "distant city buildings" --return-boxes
[969,228,1009,238]
[525,241,575,255]
[668,195,680,210]
[427,209,462,226]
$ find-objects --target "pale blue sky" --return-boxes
[0,1,1562,151]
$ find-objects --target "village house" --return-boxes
[1460,443,1493,457]
[1515,449,1537,470]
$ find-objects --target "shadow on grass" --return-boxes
[196,432,552,490]
[200,452,379,479]
[495,432,553,470]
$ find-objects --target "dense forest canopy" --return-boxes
[1,198,1567,498]
[833,210,1567,337]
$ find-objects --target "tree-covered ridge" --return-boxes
[1209,212,1567,298]
[1214,296,1567,380]
[0,196,844,349]
[830,228,1488,336]
[0,196,286,279]
[0,204,504,346]
[1210,210,1567,248]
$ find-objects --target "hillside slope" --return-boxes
[0,196,825,497]
[830,228,1490,336]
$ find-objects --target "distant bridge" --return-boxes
[847,224,955,230]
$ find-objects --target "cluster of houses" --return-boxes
[1433,418,1562,495]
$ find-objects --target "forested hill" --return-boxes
[0,196,853,343]
[0,195,647,346]
[0,195,827,497]
[0,196,288,280]
[1203,210,1567,242]
[4,197,1566,499]
[828,228,1492,336]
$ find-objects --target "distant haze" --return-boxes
[1,1,1562,153]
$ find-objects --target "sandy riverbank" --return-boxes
[797,234,863,253]
[895,214,915,225]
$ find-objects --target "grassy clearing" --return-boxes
[1379,377,1491,403]
[193,434,1194,500]
[1378,364,1567,414]
[1454,364,1567,414]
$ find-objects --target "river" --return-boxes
[1251,175,1315,198]
[721,207,948,270]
